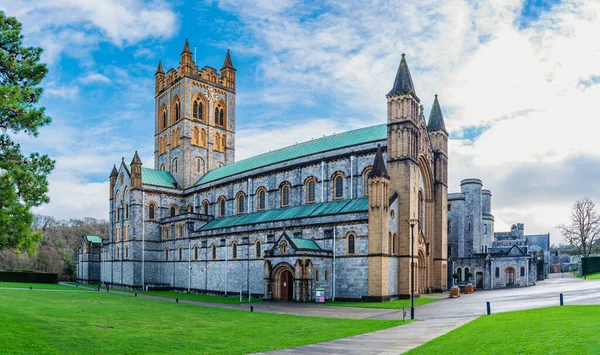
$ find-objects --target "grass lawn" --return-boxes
[0,287,405,354]
[575,272,600,280]
[106,287,262,304]
[407,305,600,354]
[327,297,437,309]
[0,282,87,291]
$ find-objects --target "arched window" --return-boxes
[221,134,226,151]
[188,204,194,213]
[347,233,356,255]
[390,210,395,220]
[495,267,500,278]
[305,177,317,203]
[171,128,181,147]
[520,266,525,277]
[456,267,462,281]
[214,102,226,127]
[124,225,129,241]
[232,242,238,259]
[196,158,205,174]
[160,164,165,171]
[237,192,246,214]
[162,226,169,241]
[192,126,200,145]
[170,206,176,217]
[192,96,204,121]
[211,244,217,260]
[164,248,169,261]
[392,233,397,255]
[178,246,183,261]
[280,241,287,255]
[120,173,124,186]
[214,132,225,152]
[178,224,184,239]
[116,246,120,260]
[172,96,181,124]
[325,269,328,281]
[193,245,199,260]
[255,240,262,258]
[465,267,470,281]
[214,107,219,125]
[256,187,266,211]
[125,203,129,220]
[316,270,320,281]
[172,158,178,174]
[333,173,344,200]
[280,183,291,207]
[148,202,157,220]
[200,128,206,147]
[202,200,209,215]
[160,104,168,131]
[362,166,373,196]
[218,196,226,217]
[125,245,129,259]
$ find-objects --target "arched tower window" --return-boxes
[196,157,205,174]
[169,205,178,217]
[280,182,291,207]
[188,204,194,213]
[305,177,317,203]
[236,192,246,214]
[218,196,226,217]
[178,246,183,261]
[211,244,217,260]
[193,245,199,260]
[333,173,345,200]
[214,101,226,128]
[255,240,262,259]
[200,128,206,147]
[256,187,267,211]
[148,202,157,220]
[164,247,169,261]
[160,104,168,131]
[347,233,356,255]
[172,158,178,174]
[231,242,238,259]
[192,96,205,121]
[202,200,209,215]
[172,96,181,124]
[192,126,200,146]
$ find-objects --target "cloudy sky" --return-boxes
[3,0,599,245]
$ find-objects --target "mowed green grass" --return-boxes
[578,272,600,280]
[0,287,404,354]
[327,297,437,309]
[0,282,86,291]
[407,306,600,355]
[107,287,261,304]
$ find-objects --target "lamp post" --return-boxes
[406,218,419,320]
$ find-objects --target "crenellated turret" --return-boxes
[179,38,195,76]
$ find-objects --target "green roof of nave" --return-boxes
[200,197,368,231]
[142,167,177,188]
[197,124,387,185]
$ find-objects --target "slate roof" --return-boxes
[199,197,368,231]
[368,144,389,179]
[289,238,321,251]
[142,167,177,188]
[427,94,448,134]
[387,54,416,97]
[221,49,235,71]
[197,124,387,185]
[85,236,102,244]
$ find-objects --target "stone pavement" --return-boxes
[255,317,475,355]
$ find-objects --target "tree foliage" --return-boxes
[0,11,54,254]
[557,198,600,258]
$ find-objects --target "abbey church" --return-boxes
[77,40,450,301]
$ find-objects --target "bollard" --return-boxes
[560,293,564,306]
[30,286,32,290]
[135,293,137,297]
[250,306,254,312]
[98,284,100,291]
[240,290,242,303]
[486,301,491,315]
[176,298,179,303]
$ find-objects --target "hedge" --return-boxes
[0,271,58,284]
[582,257,600,275]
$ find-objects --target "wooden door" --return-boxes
[506,268,515,286]
[476,272,483,289]
[280,271,293,300]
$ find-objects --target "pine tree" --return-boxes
[0,11,55,254]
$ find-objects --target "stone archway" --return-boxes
[505,267,515,287]
[417,251,427,294]
[271,263,295,301]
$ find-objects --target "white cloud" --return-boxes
[79,73,111,84]
[1,0,178,64]
[44,82,80,99]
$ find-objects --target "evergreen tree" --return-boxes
[0,11,54,254]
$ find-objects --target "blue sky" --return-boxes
[4,0,600,244]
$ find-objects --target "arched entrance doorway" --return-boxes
[280,270,294,301]
[505,267,515,287]
[476,272,484,289]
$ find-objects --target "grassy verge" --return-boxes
[575,272,600,280]
[407,306,600,354]
[0,287,405,354]
[102,286,262,304]
[327,297,437,309]
[0,282,86,291]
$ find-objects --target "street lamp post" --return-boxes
[406,218,419,320]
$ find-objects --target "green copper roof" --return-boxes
[200,197,368,231]
[290,238,320,251]
[197,124,387,185]
[142,167,177,188]
[427,94,447,134]
[85,236,102,243]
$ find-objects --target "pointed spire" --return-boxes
[130,151,143,166]
[110,165,118,178]
[221,49,236,71]
[155,60,164,75]
[427,94,448,134]
[368,144,389,179]
[387,53,416,98]
[182,38,192,55]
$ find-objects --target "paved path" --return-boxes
[255,317,475,355]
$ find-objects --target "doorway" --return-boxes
[505,267,515,286]
[476,272,484,289]
[280,270,294,300]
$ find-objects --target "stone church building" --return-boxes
[77,41,450,301]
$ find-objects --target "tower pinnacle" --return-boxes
[387,53,417,98]
[427,94,448,135]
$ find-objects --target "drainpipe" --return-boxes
[350,155,353,199]
[188,238,191,292]
[321,160,325,202]
[225,236,228,296]
[333,226,336,301]
[142,191,145,290]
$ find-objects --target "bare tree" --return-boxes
[557,198,600,257]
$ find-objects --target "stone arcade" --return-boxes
[77,42,450,301]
